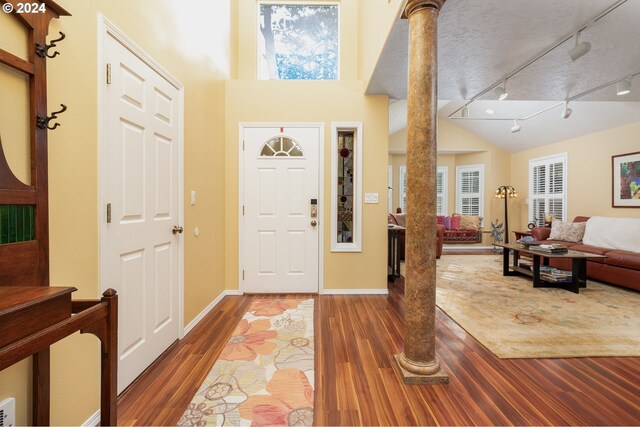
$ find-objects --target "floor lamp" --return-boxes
[495,185,518,243]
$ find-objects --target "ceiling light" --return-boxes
[561,101,572,119]
[495,80,509,100]
[569,31,591,61]
[461,105,469,118]
[485,109,495,115]
[510,120,521,133]
[617,79,631,96]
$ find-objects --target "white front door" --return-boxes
[103,33,182,393]
[242,126,320,293]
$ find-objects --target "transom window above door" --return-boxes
[258,3,339,80]
[260,136,304,157]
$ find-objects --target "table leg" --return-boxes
[502,247,510,276]
[532,255,542,287]
[32,348,50,426]
[394,232,401,279]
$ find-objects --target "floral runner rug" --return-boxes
[179,298,315,426]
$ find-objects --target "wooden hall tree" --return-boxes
[0,1,118,425]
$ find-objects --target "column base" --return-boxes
[393,354,449,385]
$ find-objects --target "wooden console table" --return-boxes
[0,286,118,426]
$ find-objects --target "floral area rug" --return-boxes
[436,255,640,358]
[179,298,315,426]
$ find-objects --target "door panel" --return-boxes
[243,127,319,293]
[105,34,181,393]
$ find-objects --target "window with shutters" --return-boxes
[529,154,567,226]
[399,166,407,213]
[456,165,484,217]
[436,166,448,215]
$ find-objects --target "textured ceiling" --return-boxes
[369,0,640,151]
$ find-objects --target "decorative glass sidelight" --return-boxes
[0,204,35,244]
[331,123,362,252]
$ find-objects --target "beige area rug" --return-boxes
[179,298,314,426]
[436,254,640,358]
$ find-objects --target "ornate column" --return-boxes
[394,0,448,384]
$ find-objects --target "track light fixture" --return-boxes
[569,31,591,61]
[617,79,631,95]
[461,105,469,118]
[510,120,521,133]
[561,101,573,119]
[495,80,509,100]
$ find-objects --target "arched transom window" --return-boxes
[260,136,304,157]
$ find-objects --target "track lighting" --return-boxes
[569,31,591,61]
[495,80,509,100]
[561,101,572,119]
[617,79,631,96]
[461,105,469,118]
[510,120,521,133]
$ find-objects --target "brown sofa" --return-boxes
[532,216,640,291]
[388,213,444,260]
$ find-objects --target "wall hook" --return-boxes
[37,104,67,130]
[36,32,66,58]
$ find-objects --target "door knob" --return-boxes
[311,220,318,227]
[172,226,184,235]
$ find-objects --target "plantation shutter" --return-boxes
[399,166,407,213]
[457,165,483,217]
[436,169,444,215]
[529,155,567,226]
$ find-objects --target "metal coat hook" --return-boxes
[36,32,66,59]
[37,104,67,130]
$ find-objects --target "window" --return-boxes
[331,123,362,252]
[529,154,567,226]
[399,166,407,213]
[436,166,448,216]
[258,3,339,80]
[456,165,484,217]
[260,136,304,157]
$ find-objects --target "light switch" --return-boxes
[365,193,379,204]
[190,190,196,205]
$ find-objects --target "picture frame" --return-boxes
[612,151,640,208]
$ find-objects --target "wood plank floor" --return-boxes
[117,275,640,426]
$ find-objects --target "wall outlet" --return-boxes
[0,397,15,427]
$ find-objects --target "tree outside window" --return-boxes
[258,4,339,80]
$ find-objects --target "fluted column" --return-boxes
[394,0,448,384]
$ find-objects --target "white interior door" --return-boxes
[243,126,320,293]
[103,33,182,393]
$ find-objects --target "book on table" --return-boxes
[532,243,569,254]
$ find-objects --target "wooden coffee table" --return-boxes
[494,242,606,293]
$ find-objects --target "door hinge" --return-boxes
[243,205,245,216]
[243,140,245,151]
[242,270,245,280]
[106,63,112,84]
[106,203,112,223]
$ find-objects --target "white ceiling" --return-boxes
[369,0,640,152]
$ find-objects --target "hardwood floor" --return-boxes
[117,276,640,426]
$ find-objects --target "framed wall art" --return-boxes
[612,151,640,208]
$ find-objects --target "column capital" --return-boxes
[402,0,446,19]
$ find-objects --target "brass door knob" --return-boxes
[172,226,184,235]
[311,220,318,227]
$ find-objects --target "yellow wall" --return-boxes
[0,0,229,424]
[388,120,512,243]
[511,121,640,231]
[225,0,390,291]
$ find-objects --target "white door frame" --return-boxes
[238,123,324,294]
[97,16,186,338]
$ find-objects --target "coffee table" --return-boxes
[494,242,606,293]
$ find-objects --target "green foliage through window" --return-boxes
[259,4,339,80]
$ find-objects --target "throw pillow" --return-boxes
[450,216,461,231]
[459,215,481,231]
[437,215,445,226]
[444,216,452,230]
[548,220,586,243]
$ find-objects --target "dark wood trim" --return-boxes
[0,49,35,75]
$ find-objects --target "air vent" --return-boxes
[0,397,15,427]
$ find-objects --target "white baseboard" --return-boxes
[183,290,243,336]
[322,289,389,295]
[82,409,100,427]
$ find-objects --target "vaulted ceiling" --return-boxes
[368,0,640,152]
